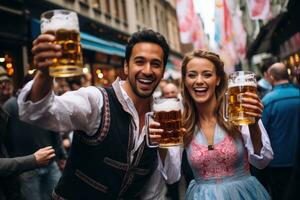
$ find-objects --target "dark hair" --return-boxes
[181,49,240,146]
[125,29,170,68]
[260,64,269,74]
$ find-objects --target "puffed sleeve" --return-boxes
[157,146,183,184]
[241,119,274,169]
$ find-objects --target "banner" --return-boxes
[176,0,202,44]
[246,0,270,20]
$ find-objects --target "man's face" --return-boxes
[162,84,178,98]
[124,42,165,98]
[0,80,13,97]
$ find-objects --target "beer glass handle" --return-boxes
[145,112,159,148]
[223,92,229,121]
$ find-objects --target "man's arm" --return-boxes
[28,34,61,102]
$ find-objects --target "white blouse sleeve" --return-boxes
[18,80,103,136]
[157,146,183,184]
[241,119,274,169]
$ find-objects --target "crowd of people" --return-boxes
[0,28,299,200]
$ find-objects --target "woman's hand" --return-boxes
[148,121,163,146]
[242,92,264,123]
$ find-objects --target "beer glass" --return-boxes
[146,98,183,148]
[41,10,83,77]
[224,71,257,125]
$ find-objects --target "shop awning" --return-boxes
[246,13,284,58]
[247,0,300,59]
[80,32,125,57]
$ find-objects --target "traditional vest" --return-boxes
[53,87,158,200]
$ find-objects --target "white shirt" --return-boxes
[18,78,181,199]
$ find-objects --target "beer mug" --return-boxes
[146,98,183,148]
[41,10,83,77]
[224,71,257,125]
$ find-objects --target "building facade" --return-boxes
[0,0,182,88]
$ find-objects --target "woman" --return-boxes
[149,49,273,199]
[181,49,273,199]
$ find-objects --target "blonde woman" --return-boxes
[150,49,273,199]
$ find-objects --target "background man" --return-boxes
[0,66,13,106]
[162,82,179,99]
[262,62,300,200]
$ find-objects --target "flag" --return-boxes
[232,10,246,59]
[176,0,200,43]
[214,0,224,45]
[246,0,270,20]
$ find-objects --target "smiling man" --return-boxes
[18,29,181,199]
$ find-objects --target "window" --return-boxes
[105,0,111,13]
[114,0,120,19]
[120,0,127,21]
[92,0,101,9]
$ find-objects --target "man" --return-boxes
[262,62,300,200]
[161,82,179,99]
[18,29,180,199]
[0,107,56,200]
[257,64,272,98]
[0,66,13,106]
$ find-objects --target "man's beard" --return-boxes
[128,76,158,99]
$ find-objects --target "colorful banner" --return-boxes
[176,0,208,49]
[246,0,271,20]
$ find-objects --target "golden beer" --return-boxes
[225,71,257,125]
[148,98,183,148]
[153,110,183,148]
[41,10,83,77]
[228,84,257,125]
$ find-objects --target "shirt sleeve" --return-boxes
[157,146,183,184]
[18,80,103,136]
[241,119,274,169]
[0,155,37,177]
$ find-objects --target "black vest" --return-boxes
[53,87,158,200]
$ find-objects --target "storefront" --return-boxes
[0,1,29,89]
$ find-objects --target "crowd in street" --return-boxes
[0,29,300,200]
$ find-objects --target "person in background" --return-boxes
[162,82,179,99]
[292,64,300,87]
[3,74,67,200]
[262,62,300,200]
[81,72,92,87]
[257,64,272,99]
[0,66,13,106]
[0,107,55,200]
[53,78,70,96]
[18,29,181,199]
[153,79,168,99]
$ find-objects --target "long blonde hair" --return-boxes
[181,49,240,147]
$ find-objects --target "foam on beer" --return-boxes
[228,81,257,88]
[152,99,181,112]
[228,75,257,88]
[41,12,79,33]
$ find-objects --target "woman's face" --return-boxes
[184,57,220,105]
